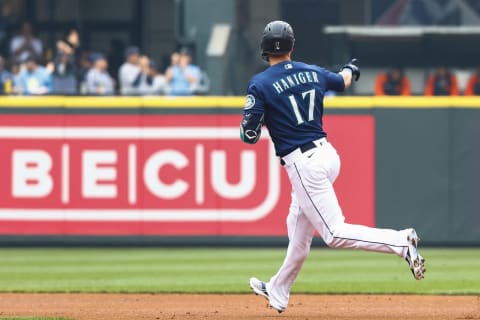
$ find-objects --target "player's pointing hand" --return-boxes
[342,58,361,81]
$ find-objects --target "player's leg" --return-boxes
[250,193,315,311]
[268,194,315,309]
[284,142,425,279]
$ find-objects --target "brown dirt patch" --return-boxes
[0,294,478,320]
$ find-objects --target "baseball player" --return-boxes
[240,20,426,313]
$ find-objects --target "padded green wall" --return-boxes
[375,108,480,244]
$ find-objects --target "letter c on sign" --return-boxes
[144,150,189,199]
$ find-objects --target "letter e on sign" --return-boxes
[82,150,118,198]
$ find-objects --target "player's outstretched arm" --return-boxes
[339,58,360,89]
[240,112,264,144]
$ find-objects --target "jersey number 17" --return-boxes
[288,89,316,125]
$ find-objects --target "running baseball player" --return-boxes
[240,20,426,313]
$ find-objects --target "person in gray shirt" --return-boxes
[119,46,142,95]
[86,53,114,95]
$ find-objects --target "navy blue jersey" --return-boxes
[243,61,345,156]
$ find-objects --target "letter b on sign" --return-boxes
[12,150,53,198]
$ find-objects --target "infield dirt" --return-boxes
[0,293,478,320]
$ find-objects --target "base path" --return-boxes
[0,294,478,320]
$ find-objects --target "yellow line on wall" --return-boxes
[0,96,65,107]
[64,96,144,108]
[0,96,479,108]
[142,96,245,108]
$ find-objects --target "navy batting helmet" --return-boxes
[260,20,295,61]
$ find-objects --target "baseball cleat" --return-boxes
[249,277,286,313]
[405,228,426,280]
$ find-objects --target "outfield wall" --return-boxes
[0,96,478,246]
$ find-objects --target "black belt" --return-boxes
[299,141,316,153]
[280,141,317,166]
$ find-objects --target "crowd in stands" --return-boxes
[375,67,480,96]
[1,21,480,97]
[0,21,208,96]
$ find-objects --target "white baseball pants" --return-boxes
[266,138,410,309]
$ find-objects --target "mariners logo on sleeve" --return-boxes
[244,94,256,110]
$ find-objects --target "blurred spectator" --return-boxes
[51,51,77,94]
[10,21,43,62]
[119,46,141,95]
[424,67,458,96]
[56,29,81,62]
[17,54,52,95]
[85,53,114,95]
[165,48,201,96]
[51,29,80,94]
[374,68,411,96]
[0,55,13,94]
[464,68,480,96]
[138,58,167,95]
[136,54,150,94]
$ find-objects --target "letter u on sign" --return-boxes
[211,150,256,199]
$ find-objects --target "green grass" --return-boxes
[0,248,478,294]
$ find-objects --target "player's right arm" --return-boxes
[240,112,264,144]
[240,82,265,144]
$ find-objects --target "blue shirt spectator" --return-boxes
[17,56,52,95]
[165,48,201,96]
